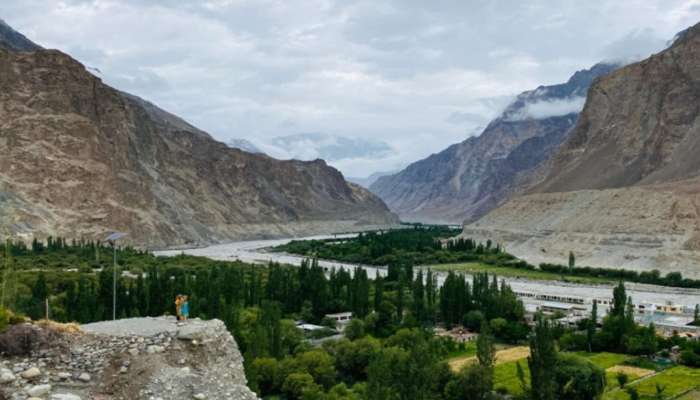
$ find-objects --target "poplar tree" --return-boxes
[587,300,597,352]
[412,270,425,323]
[568,251,575,270]
[528,316,557,400]
[476,322,496,391]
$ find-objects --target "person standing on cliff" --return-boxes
[175,295,183,321]
[181,295,190,321]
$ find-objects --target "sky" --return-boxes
[3,0,700,177]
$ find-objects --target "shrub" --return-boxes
[0,307,9,333]
[0,323,51,356]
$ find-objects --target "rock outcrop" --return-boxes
[0,22,397,248]
[370,63,617,224]
[0,317,258,400]
[463,23,700,276]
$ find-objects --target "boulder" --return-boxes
[20,367,41,379]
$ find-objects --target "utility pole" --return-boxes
[105,232,127,321]
[112,242,117,320]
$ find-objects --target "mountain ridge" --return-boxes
[370,62,618,224]
[462,22,700,275]
[0,23,397,247]
[0,18,41,52]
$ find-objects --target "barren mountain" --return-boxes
[463,23,700,276]
[0,24,396,247]
[370,63,617,224]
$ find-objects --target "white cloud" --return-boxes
[506,96,587,121]
[2,0,699,176]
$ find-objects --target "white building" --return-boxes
[324,312,353,330]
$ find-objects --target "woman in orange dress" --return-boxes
[175,295,183,321]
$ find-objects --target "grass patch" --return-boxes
[445,341,477,360]
[493,352,635,397]
[448,345,528,372]
[425,263,610,283]
[572,352,632,369]
[494,359,530,396]
[604,366,654,391]
[678,390,700,399]
[603,366,700,399]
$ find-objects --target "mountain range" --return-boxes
[0,22,397,247]
[370,63,618,224]
[462,22,700,274]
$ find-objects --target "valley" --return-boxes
[2,4,700,400]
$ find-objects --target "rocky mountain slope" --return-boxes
[227,138,264,154]
[370,63,617,224]
[0,22,397,247]
[0,18,41,52]
[463,22,700,275]
[0,317,258,400]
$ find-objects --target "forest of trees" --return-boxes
[276,228,700,289]
[274,227,515,267]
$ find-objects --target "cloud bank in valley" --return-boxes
[506,96,587,121]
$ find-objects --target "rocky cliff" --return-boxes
[463,23,700,276]
[370,63,617,224]
[0,317,258,400]
[0,23,397,247]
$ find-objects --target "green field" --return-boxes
[490,351,700,399]
[493,357,530,395]
[424,262,611,284]
[603,366,700,399]
[493,352,632,396]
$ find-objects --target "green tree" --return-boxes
[326,383,361,400]
[374,276,384,312]
[412,270,425,323]
[344,318,366,340]
[252,357,280,396]
[554,354,606,400]
[654,383,666,400]
[568,251,576,270]
[30,272,49,320]
[464,310,485,331]
[476,323,496,372]
[333,337,381,383]
[528,316,558,400]
[444,364,492,400]
[516,361,529,396]
[0,239,13,309]
[626,387,639,400]
[587,300,598,352]
[296,350,337,389]
[261,301,283,359]
[367,338,436,400]
[282,372,321,400]
[616,372,628,389]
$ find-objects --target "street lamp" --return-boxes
[104,232,128,320]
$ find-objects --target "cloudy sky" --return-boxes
[3,1,700,177]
